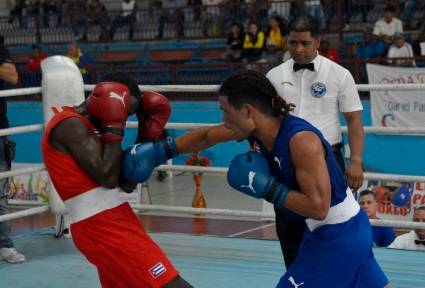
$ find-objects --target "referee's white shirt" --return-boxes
[266,54,363,145]
[389,230,425,251]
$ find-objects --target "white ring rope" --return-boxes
[0,124,44,137]
[2,122,425,136]
[0,205,49,222]
[85,84,425,93]
[0,83,424,98]
[1,164,425,185]
[0,87,41,98]
[130,204,425,230]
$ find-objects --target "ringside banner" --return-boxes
[367,63,425,127]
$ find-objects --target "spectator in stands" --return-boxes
[242,22,265,62]
[373,5,403,46]
[189,0,202,22]
[201,0,224,37]
[389,207,425,251]
[41,0,60,28]
[359,190,395,247]
[66,42,95,84]
[244,0,270,30]
[64,0,88,41]
[303,0,325,29]
[355,29,386,60]
[412,23,425,57]
[402,0,425,30]
[8,0,27,28]
[222,22,244,62]
[0,35,25,264]
[158,0,186,39]
[344,0,374,30]
[319,38,340,63]
[387,32,416,67]
[263,15,287,63]
[26,45,47,73]
[110,0,137,40]
[88,0,109,41]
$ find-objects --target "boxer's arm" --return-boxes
[175,124,235,154]
[50,117,121,188]
[283,131,331,220]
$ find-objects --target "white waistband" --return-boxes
[306,187,360,231]
[64,187,126,224]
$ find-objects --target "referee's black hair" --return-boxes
[219,69,294,117]
[101,72,141,100]
[288,14,321,39]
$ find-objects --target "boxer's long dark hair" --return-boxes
[219,69,294,117]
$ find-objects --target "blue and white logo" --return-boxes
[310,82,326,98]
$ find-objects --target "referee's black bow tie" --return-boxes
[415,239,425,245]
[293,62,315,72]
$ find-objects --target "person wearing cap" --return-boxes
[387,32,416,67]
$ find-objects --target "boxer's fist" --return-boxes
[87,82,130,142]
[227,152,289,207]
[136,91,171,142]
[122,137,178,183]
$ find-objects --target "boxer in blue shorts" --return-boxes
[122,70,391,287]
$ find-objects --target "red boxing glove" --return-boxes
[86,82,130,143]
[136,91,171,142]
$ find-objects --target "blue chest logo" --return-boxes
[310,82,327,98]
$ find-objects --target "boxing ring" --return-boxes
[1,65,425,287]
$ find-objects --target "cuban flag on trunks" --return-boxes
[149,262,166,278]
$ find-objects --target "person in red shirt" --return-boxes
[26,45,47,72]
[319,38,341,63]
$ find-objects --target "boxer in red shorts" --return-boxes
[41,73,192,288]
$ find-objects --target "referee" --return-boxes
[266,14,364,268]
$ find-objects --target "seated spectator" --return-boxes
[262,15,286,64]
[319,38,340,63]
[412,23,425,56]
[222,22,244,62]
[158,0,185,39]
[88,0,109,41]
[201,0,224,37]
[26,45,47,73]
[387,32,416,67]
[355,30,386,60]
[373,5,403,46]
[389,206,425,251]
[8,0,26,28]
[110,0,138,40]
[359,190,395,247]
[242,22,265,62]
[66,42,95,84]
[64,0,88,41]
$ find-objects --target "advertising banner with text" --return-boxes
[366,63,425,127]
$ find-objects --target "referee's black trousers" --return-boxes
[275,144,345,268]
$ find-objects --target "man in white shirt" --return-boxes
[389,207,425,251]
[110,0,137,40]
[387,32,416,67]
[266,14,364,268]
[373,5,403,46]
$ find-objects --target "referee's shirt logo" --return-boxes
[311,82,327,98]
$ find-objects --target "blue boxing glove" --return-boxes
[227,152,289,207]
[122,137,178,183]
